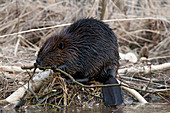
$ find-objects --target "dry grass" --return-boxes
[0,0,170,109]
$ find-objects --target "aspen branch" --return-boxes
[117,80,148,103]
[118,63,170,75]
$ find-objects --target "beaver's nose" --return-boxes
[36,57,40,64]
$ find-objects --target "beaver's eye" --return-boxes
[58,42,65,50]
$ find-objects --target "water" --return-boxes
[0,103,170,113]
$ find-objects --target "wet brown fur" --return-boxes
[37,18,119,82]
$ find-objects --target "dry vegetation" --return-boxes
[0,0,170,110]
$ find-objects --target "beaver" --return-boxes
[36,18,124,106]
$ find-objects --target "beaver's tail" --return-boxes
[102,77,124,106]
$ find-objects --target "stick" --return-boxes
[4,70,52,106]
[117,80,148,103]
[118,63,170,75]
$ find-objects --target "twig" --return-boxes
[100,0,107,20]
[117,80,148,103]
[14,0,20,57]
[19,35,39,50]
[145,63,152,91]
[14,64,38,109]
[118,63,170,75]
[156,93,170,104]
[155,88,170,92]
[14,35,20,57]
[119,76,164,86]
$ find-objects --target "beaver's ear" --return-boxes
[58,42,65,50]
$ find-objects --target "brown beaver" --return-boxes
[36,18,124,106]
